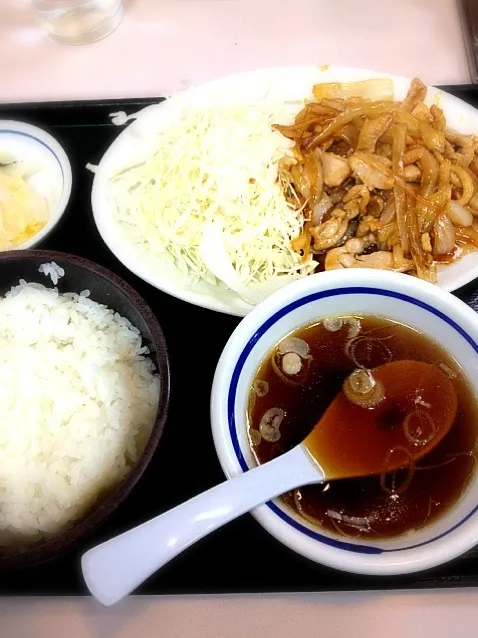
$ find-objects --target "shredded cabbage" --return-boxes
[107,101,317,302]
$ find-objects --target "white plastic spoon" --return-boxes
[81,360,456,606]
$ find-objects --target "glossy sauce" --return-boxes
[304,359,457,480]
[248,316,478,539]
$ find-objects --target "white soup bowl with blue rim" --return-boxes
[0,120,72,249]
[211,269,478,576]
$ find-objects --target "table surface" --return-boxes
[1,0,477,636]
[0,0,472,103]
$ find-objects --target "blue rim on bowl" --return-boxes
[211,270,478,575]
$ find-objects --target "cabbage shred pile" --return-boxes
[108,102,317,303]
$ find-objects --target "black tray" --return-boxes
[1,87,478,596]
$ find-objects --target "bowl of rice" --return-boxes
[0,250,169,568]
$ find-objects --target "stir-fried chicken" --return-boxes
[275,77,478,281]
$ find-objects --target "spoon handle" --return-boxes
[81,445,321,606]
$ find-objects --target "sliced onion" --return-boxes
[341,514,371,528]
[403,409,436,447]
[326,509,343,521]
[278,336,310,358]
[323,317,344,332]
[343,369,385,408]
[416,456,458,471]
[259,408,284,442]
[253,379,269,397]
[326,510,371,528]
[468,194,478,214]
[345,317,361,339]
[448,201,473,227]
[326,509,372,532]
[348,368,376,394]
[293,490,322,528]
[282,352,302,375]
[312,194,333,226]
[271,351,304,385]
[248,428,262,446]
[346,336,392,369]
[248,390,256,412]
[381,195,396,224]
[380,446,415,495]
[433,214,455,255]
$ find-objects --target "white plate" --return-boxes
[0,121,72,249]
[91,66,478,316]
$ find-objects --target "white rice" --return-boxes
[38,261,65,286]
[0,281,160,548]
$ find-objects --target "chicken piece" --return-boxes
[325,233,414,272]
[402,77,427,112]
[353,252,394,268]
[445,130,474,150]
[309,207,358,251]
[349,152,394,190]
[357,215,381,237]
[411,102,433,122]
[343,200,361,217]
[328,178,355,205]
[444,130,474,166]
[325,234,390,270]
[343,184,370,213]
[325,236,368,269]
[418,120,445,154]
[319,151,352,187]
[367,195,385,217]
[449,151,474,167]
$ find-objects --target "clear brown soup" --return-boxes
[248,316,478,539]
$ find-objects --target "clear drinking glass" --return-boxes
[31,0,123,46]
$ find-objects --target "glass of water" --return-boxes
[32,0,123,45]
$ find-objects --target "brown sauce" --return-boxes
[248,316,478,539]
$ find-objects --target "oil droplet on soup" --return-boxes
[247,316,478,539]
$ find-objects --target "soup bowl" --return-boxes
[211,269,478,576]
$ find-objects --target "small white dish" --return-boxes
[211,269,478,576]
[91,66,478,316]
[0,120,72,249]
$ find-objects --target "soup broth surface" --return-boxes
[248,316,477,539]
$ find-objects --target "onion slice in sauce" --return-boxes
[403,409,437,447]
[253,379,269,397]
[248,428,262,446]
[277,336,310,358]
[380,446,416,495]
[345,335,393,369]
[259,408,284,442]
[343,369,385,408]
[323,317,344,332]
